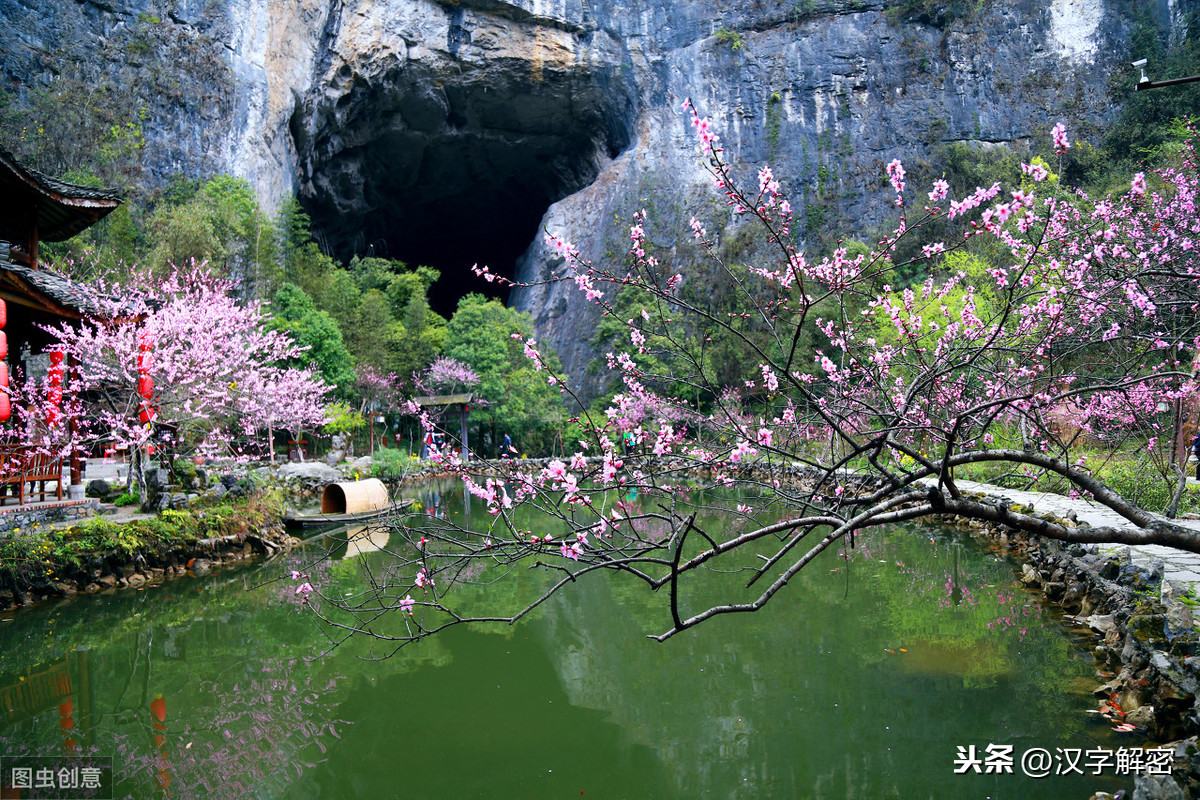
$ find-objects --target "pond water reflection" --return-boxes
[0,484,1135,799]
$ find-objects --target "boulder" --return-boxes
[1133,774,1187,800]
[277,462,341,486]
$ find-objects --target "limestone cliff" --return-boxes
[0,0,1190,397]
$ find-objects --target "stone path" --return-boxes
[947,479,1200,595]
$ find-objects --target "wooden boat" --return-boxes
[283,478,414,529]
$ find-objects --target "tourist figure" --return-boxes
[501,433,515,459]
[421,430,434,460]
[1193,434,1200,480]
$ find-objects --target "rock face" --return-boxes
[2,0,1193,396]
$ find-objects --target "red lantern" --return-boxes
[137,374,154,399]
[0,392,9,424]
[150,695,166,724]
[0,361,7,389]
[139,404,157,424]
[45,351,64,425]
[0,298,6,328]
[0,331,6,362]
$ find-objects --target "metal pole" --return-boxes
[1136,74,1200,91]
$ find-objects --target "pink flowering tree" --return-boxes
[353,366,404,453]
[238,365,331,463]
[415,356,481,397]
[302,109,1200,649]
[47,264,330,495]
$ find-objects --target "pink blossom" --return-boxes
[886,159,906,194]
[761,364,779,392]
[729,440,757,463]
[1051,122,1070,153]
[1131,172,1147,197]
[1022,161,1050,182]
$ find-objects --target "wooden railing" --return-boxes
[0,445,63,504]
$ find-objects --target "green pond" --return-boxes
[0,483,1141,799]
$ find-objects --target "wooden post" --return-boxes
[27,211,38,271]
[68,354,82,486]
[460,404,469,462]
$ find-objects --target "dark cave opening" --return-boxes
[295,63,636,319]
[317,138,590,319]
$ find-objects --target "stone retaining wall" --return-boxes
[0,520,299,611]
[0,499,101,538]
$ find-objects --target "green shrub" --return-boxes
[714,27,744,51]
[371,448,410,481]
[1089,457,1200,516]
[173,457,197,480]
[78,517,145,553]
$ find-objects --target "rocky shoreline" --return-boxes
[936,503,1200,800]
[0,520,301,611]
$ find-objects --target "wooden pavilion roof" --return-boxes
[0,145,122,273]
[0,244,108,320]
[412,393,476,407]
[0,146,122,245]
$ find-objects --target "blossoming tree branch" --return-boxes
[306,107,1200,650]
[45,265,330,493]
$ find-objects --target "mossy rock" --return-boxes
[1129,612,1168,641]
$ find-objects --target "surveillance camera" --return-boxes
[1133,58,1148,67]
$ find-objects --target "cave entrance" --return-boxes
[294,62,635,318]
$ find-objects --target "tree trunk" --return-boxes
[129,446,148,507]
[1166,462,1188,519]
